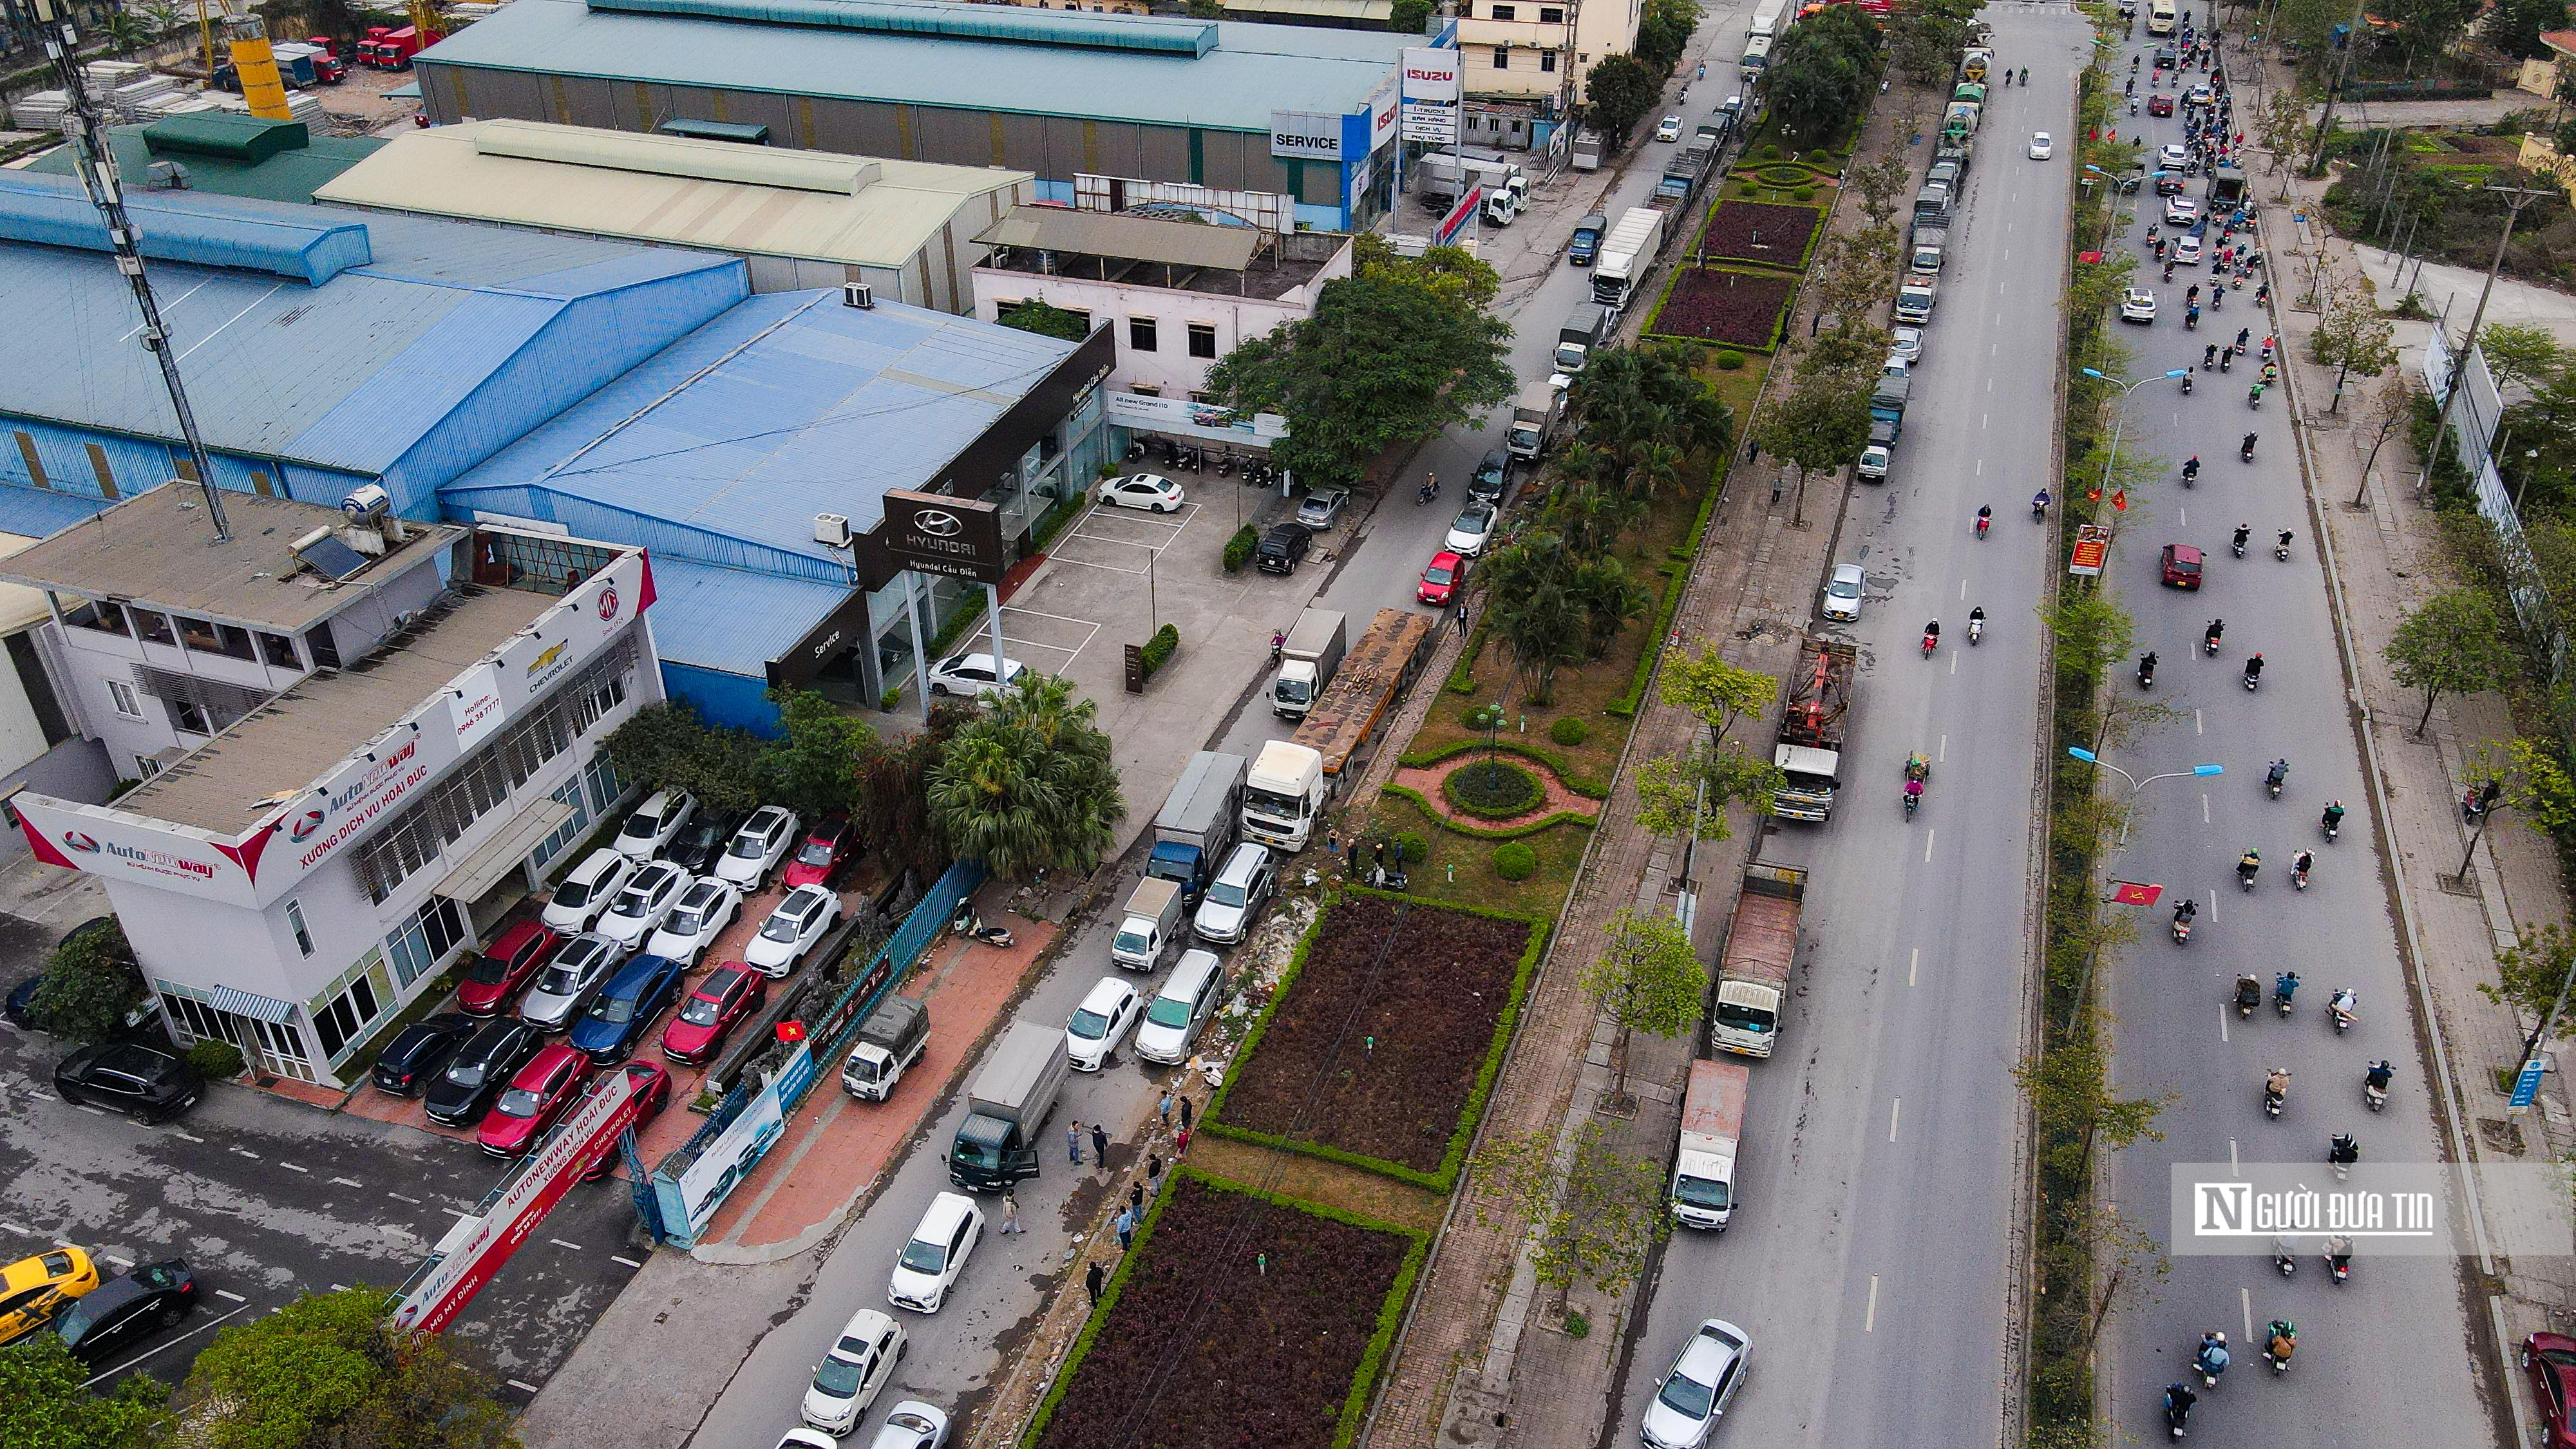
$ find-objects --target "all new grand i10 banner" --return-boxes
[12,551,657,909]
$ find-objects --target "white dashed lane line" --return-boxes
[330,1177,363,1188]
[387,1191,422,1205]
[279,1162,308,1173]
[214,1290,246,1303]
[547,1238,583,1251]
[611,1255,643,1269]
[169,1131,202,1142]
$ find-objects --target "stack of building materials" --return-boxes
[10,91,71,131]
[206,90,330,127]
[111,73,183,117]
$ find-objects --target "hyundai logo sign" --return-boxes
[914,510,965,539]
[877,490,1008,584]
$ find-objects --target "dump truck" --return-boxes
[840,996,931,1101]
[1672,1057,1750,1229]
[945,1020,1068,1191]
[1289,608,1437,783]
[1145,751,1245,900]
[1507,381,1560,461]
[1273,608,1347,721]
[1773,636,1853,821]
[1709,862,1806,1058]
[1243,739,1327,851]
[1593,205,1665,308]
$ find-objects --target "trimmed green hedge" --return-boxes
[1549,716,1590,747]
[1200,887,1549,1195]
[1606,481,1723,717]
[1138,623,1179,679]
[1444,625,1490,694]
[1396,737,1609,799]
[1379,784,1598,840]
[1443,758,1546,819]
[1016,1169,1430,1449]
[1222,525,1258,572]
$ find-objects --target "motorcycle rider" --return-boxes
[2195,1331,2230,1384]
[2323,799,2347,834]
[2164,1383,2196,1433]
[2138,650,2159,686]
[2232,524,2252,553]
[1975,504,1993,536]
[2204,618,2224,650]
[2032,487,2052,518]
[2175,897,2200,927]
[2243,651,2265,684]
[2329,1131,2361,1168]
[2266,758,2289,790]
[2204,344,2218,369]
[2324,1235,2356,1279]
[2266,1320,2298,1370]
[1269,629,1287,663]
[2234,972,2261,1008]
[2183,455,2202,482]
[1968,605,1986,643]
[2365,1059,2394,1093]
[2237,846,2262,885]
[2276,969,2301,1007]
[2277,527,2295,555]
[2241,431,2259,459]
[2264,1065,2291,1105]
[1922,618,1941,653]
[2329,986,2360,1028]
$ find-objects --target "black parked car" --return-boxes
[422,1019,543,1128]
[663,810,748,876]
[1470,450,1510,502]
[53,1042,200,1123]
[371,1013,480,1096]
[1255,524,1311,576]
[54,1259,196,1365]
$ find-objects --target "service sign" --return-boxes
[1270,109,1345,162]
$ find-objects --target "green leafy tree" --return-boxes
[178,1288,519,1449]
[1473,531,1593,703]
[1584,53,1662,149]
[1634,0,1700,73]
[1847,156,1911,229]
[2385,588,2515,737]
[1205,272,1511,489]
[762,689,876,819]
[1540,478,1643,558]
[1388,0,1431,32]
[2040,592,2134,686]
[1757,378,1873,521]
[996,299,1092,343]
[1353,234,1502,310]
[2310,266,2397,412]
[1633,745,1784,840]
[600,701,770,816]
[30,921,142,1046]
[1569,343,1734,489]
[1765,5,1879,141]
[1580,909,1705,1104]
[2491,919,2576,1023]
[2013,1036,2170,1183]
[2478,323,2570,396]
[0,1335,171,1449]
[852,705,967,880]
[1570,553,1649,657]
[926,672,1124,878]
[1657,646,1775,740]
[1470,1120,1671,1311]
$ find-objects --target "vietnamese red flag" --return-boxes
[776,1019,808,1043]
[2112,489,2128,512]
[2087,486,2103,502]
[2111,880,2163,905]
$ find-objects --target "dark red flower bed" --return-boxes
[1654,268,1798,348]
[1032,1177,1414,1449]
[1219,896,1530,1173]
[1699,201,1823,266]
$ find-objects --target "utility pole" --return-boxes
[34,0,230,542]
[2304,0,2371,169]
[2423,183,2553,495]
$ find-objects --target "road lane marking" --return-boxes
[104,1255,131,1269]
[84,1302,251,1387]
[1923,829,1935,862]
[386,1192,422,1204]
[1958,579,1967,600]
[1938,734,1948,762]
[2241,1286,2255,1341]
[279,1162,308,1173]
[1889,1098,1902,1141]
[75,1104,104,1117]
[0,1223,26,1235]
[170,1131,202,1142]
[1951,651,1958,675]
[1982,413,1989,429]
[1866,1275,1880,1332]
[1976,458,1984,475]
[329,1283,348,1292]
[2202,794,2212,823]
[612,1255,644,1268]
[231,1149,259,1160]
[2230,1139,2240,1173]
[330,1177,363,1187]
[507,1380,540,1395]
[2178,506,2188,527]
[1909,947,1919,987]
[1988,376,1994,392]
[2195,708,2204,735]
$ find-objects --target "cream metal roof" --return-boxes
[0,535,53,636]
[314,120,1032,271]
[975,205,1264,270]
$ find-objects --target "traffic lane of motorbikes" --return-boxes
[2095,111,2490,1445]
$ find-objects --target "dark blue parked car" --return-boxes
[569,953,688,1064]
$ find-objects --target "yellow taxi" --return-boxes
[0,1247,98,1345]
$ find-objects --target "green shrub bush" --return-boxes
[1758,143,1781,160]
[1806,148,1831,163]
[1492,842,1539,880]
[1794,185,1816,202]
[1222,526,1258,572]
[1716,350,1746,370]
[1394,831,1428,863]
[184,1039,245,1081]
[1444,759,1544,819]
[1139,623,1179,677]
[1548,716,1590,747]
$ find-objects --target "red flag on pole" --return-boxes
[2111,880,2163,905]
[2111,489,2129,512]
[776,1019,808,1044]
[2087,485,2103,502]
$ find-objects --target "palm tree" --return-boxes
[1571,555,1649,656]
[1475,531,1590,703]
[925,731,1057,880]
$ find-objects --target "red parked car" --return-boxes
[1418,550,1468,607]
[781,814,859,891]
[2527,1333,2576,1448]
[661,965,766,1065]
[455,920,562,1016]
[477,1044,594,1157]
[578,1063,672,1181]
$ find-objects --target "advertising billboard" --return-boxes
[12,801,256,906]
[1401,46,1462,146]
[1270,109,1345,162]
[1104,392,1289,448]
[879,492,1009,585]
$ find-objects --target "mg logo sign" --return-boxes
[596,583,620,621]
[289,809,326,843]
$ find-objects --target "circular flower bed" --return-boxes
[1758,164,1812,186]
[1444,759,1545,819]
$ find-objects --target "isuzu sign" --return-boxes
[1401,46,1461,100]
[880,491,1008,584]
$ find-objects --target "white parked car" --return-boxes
[1823,563,1865,622]
[520,933,627,1031]
[888,1191,983,1313]
[614,788,696,861]
[1099,473,1186,513]
[598,860,689,949]
[1655,115,1683,142]
[2027,131,2052,160]
[1855,444,1891,483]
[542,849,636,934]
[1443,502,1498,558]
[1888,325,1923,363]
[2174,232,2203,264]
[2119,288,2157,324]
[800,1308,906,1435]
[867,1403,950,1449]
[746,884,842,977]
[1066,976,1142,1072]
[1133,949,1226,1066]
[1640,1318,1750,1449]
[925,651,1028,701]
[714,805,800,889]
[646,876,741,965]
[774,1432,838,1449]
[1191,842,1274,945]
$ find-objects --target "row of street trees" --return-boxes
[1472,344,1732,704]
[1582,0,1704,149]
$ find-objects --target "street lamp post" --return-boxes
[2063,749,2224,1030]
[2080,366,2193,506]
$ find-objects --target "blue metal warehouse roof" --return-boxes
[440,289,1081,585]
[646,556,856,676]
[0,173,744,480]
[418,0,1407,134]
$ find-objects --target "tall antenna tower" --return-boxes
[32,0,232,542]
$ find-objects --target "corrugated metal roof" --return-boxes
[418,0,1406,133]
[0,169,371,285]
[646,555,854,674]
[314,120,1028,272]
[976,205,1260,269]
[21,123,386,206]
[442,290,1078,576]
[0,175,739,477]
[0,484,126,540]
[599,0,1221,54]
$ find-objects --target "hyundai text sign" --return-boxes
[880,491,1009,584]
[1271,110,1345,162]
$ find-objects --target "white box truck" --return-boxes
[1110,876,1188,970]
[1507,381,1559,460]
[945,1020,1067,1192]
[1243,739,1327,851]
[1273,608,1348,721]
[1593,206,1665,308]
[840,996,931,1101]
[1672,1057,1750,1229]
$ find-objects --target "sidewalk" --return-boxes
[2249,93,2576,1417]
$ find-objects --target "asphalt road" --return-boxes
[1608,6,2090,1445]
[2091,28,2496,1446]
[685,13,1760,1446]
[0,910,643,1397]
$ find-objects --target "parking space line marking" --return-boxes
[386,1192,422,1204]
[331,1177,363,1187]
[83,1302,251,1388]
[612,1255,643,1268]
[75,1104,104,1116]
[1,1223,28,1235]
[548,1238,583,1250]
[104,1255,131,1267]
[279,1162,308,1173]
[170,1131,202,1142]
[214,1290,245,1302]
[30,1092,52,1102]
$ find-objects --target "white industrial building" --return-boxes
[3,485,659,1084]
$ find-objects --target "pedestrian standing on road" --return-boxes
[1067,1121,1084,1165]
[1086,1258,1106,1306]
[1158,1088,1173,1127]
[1130,1180,1145,1214]
[1091,1122,1110,1167]
[1179,1095,1194,1130]
[1115,1206,1136,1251]
[1001,1189,1023,1235]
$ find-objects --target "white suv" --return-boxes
[887,1191,983,1313]
[1192,842,1274,945]
[926,652,1028,701]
